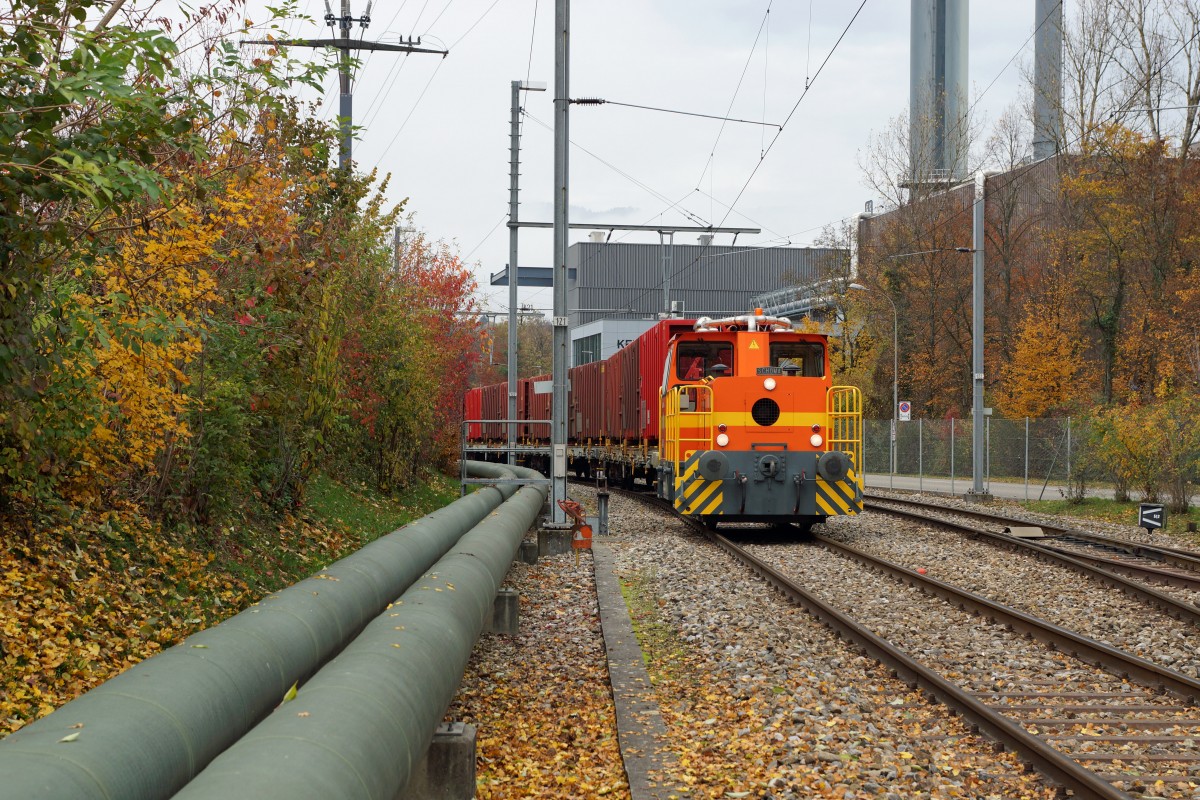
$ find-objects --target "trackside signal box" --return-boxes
[1139,503,1165,532]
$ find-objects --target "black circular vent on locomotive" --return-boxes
[751,398,781,426]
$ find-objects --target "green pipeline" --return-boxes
[0,461,544,800]
[171,472,548,799]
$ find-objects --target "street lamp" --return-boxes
[849,283,898,485]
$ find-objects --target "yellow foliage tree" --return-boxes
[67,203,221,499]
[996,288,1088,418]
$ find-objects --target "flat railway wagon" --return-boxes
[464,311,863,529]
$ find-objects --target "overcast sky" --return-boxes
[262,1,1064,314]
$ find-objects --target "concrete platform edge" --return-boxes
[591,541,679,800]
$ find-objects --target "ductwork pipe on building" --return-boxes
[0,461,539,800]
[171,476,549,800]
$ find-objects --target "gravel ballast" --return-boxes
[447,489,1069,799]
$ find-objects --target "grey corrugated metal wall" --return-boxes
[566,243,843,326]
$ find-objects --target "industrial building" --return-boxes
[563,239,842,365]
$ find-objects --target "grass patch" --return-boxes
[1,468,464,735]
[305,470,459,546]
[619,568,688,682]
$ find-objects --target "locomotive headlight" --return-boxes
[716,433,730,447]
[763,377,777,391]
[810,433,824,447]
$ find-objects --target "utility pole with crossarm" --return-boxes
[245,1,447,171]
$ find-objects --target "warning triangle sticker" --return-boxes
[748,340,760,350]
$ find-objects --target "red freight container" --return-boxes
[463,388,482,441]
[601,320,694,443]
[465,319,696,446]
[569,360,605,440]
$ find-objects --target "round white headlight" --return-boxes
[810,433,824,447]
[716,433,730,447]
[763,378,777,391]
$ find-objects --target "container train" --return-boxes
[464,310,863,530]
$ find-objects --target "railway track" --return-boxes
[865,493,1200,591]
[860,496,1200,631]
[613,486,1200,799]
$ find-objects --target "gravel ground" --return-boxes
[744,533,1200,798]
[868,489,1200,552]
[818,510,1200,678]
[868,491,1200,609]
[448,488,1061,799]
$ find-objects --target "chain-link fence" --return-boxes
[863,417,1076,500]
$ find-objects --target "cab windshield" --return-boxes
[676,341,734,381]
[769,341,825,377]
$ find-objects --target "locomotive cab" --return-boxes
[657,311,863,530]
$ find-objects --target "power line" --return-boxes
[357,1,415,123]
[370,0,507,169]
[718,0,870,228]
[371,58,446,170]
[521,111,711,227]
[255,1,446,170]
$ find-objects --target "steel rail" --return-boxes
[610,486,1188,799]
[864,500,1200,625]
[865,492,1200,573]
[808,533,1200,703]
[705,531,1135,800]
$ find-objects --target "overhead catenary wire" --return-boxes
[717,0,870,228]
[694,0,773,218]
[516,189,701,313]
[521,110,712,227]
[579,99,780,128]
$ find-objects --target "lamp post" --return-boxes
[850,283,898,484]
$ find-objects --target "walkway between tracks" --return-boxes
[593,541,680,800]
[864,473,1109,502]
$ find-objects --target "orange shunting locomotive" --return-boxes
[657,310,862,530]
[464,309,863,531]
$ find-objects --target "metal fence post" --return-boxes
[918,418,924,493]
[1070,417,1080,484]
[950,418,955,495]
[985,414,991,492]
[1024,417,1030,503]
[890,419,895,489]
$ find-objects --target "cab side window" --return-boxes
[676,342,734,380]
[769,342,825,377]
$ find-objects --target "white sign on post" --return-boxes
[898,400,912,422]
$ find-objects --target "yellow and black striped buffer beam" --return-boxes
[815,468,862,516]
[674,452,725,515]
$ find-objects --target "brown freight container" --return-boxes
[480,382,506,440]
[525,373,552,442]
[569,360,605,441]
[603,335,638,441]
[517,377,530,439]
